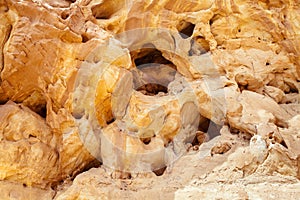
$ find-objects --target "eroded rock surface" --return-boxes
[0,0,299,199]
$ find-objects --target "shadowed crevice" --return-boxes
[0,24,12,83]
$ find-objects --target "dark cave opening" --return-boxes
[131,46,177,96]
[176,21,195,39]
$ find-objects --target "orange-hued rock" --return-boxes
[0,0,300,198]
[0,101,59,187]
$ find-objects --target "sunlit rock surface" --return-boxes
[0,0,299,199]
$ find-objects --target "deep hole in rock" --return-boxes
[38,104,47,118]
[176,21,195,39]
[29,134,37,138]
[289,87,298,93]
[0,98,9,105]
[126,173,132,179]
[133,48,175,67]
[81,34,89,43]
[152,166,167,176]
[268,132,274,140]
[136,83,168,96]
[198,118,221,139]
[191,118,221,147]
[92,0,124,20]
[280,139,288,149]
[21,102,47,118]
[107,117,115,125]
[236,82,248,92]
[140,137,152,145]
[61,11,70,20]
[191,131,208,147]
[131,47,177,96]
[20,91,48,118]
[198,118,210,132]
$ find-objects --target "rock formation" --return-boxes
[0,0,299,199]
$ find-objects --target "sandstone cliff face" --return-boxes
[0,0,299,199]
